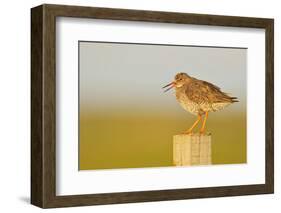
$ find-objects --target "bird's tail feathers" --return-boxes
[230,96,239,103]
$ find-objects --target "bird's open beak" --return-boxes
[162,82,175,92]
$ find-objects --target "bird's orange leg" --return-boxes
[200,111,209,134]
[185,115,202,134]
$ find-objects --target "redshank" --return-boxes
[163,72,238,134]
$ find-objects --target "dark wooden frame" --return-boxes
[31,4,274,208]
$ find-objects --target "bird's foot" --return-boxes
[199,130,211,136]
[199,130,205,135]
[182,130,194,135]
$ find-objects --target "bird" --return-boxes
[162,72,238,135]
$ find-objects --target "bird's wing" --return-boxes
[202,80,239,103]
[186,79,237,104]
[185,80,211,104]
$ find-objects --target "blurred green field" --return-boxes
[79,110,246,170]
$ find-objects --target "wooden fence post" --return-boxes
[173,134,212,166]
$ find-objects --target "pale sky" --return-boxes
[79,41,246,113]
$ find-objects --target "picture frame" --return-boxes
[31,4,274,208]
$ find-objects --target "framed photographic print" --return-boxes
[31,4,274,208]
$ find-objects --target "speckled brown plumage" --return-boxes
[163,72,238,134]
[175,73,238,115]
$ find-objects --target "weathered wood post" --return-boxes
[173,134,212,166]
